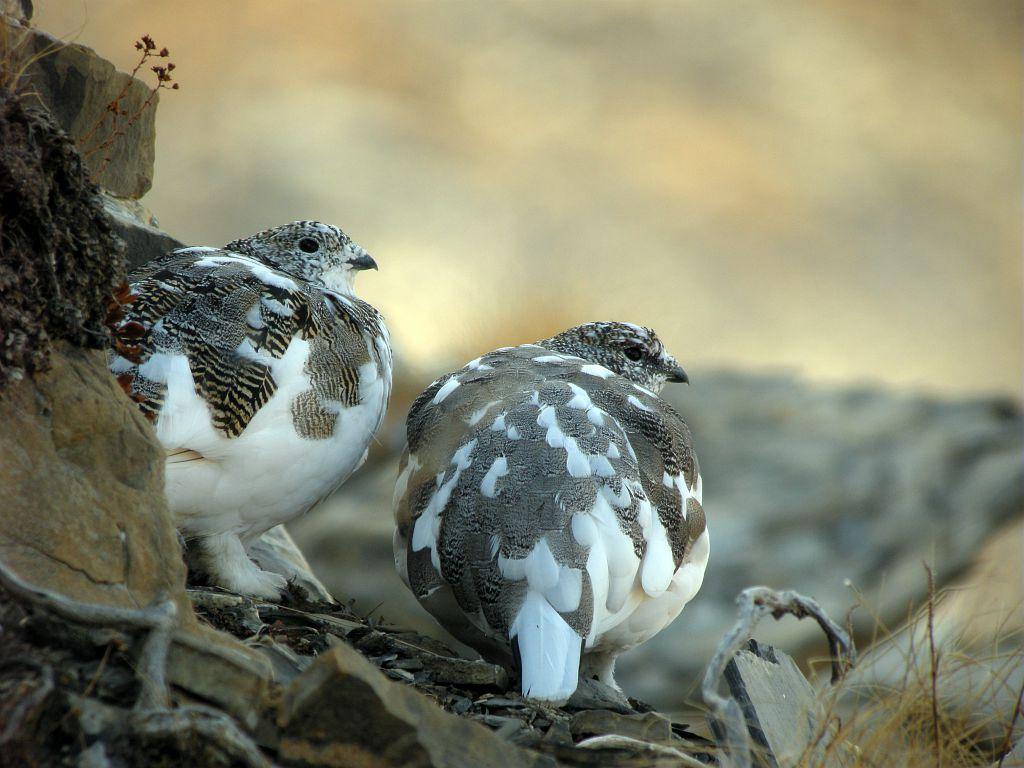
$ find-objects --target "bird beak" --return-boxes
[348,253,378,271]
[667,365,689,384]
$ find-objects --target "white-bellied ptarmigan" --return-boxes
[110,221,391,599]
[393,321,706,703]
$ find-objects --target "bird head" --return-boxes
[541,321,688,393]
[225,220,377,294]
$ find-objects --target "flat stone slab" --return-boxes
[719,639,827,768]
[419,654,510,689]
[99,191,183,272]
[279,642,554,768]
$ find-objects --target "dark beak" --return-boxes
[667,365,689,384]
[348,253,378,271]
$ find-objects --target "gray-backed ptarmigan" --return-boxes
[109,221,391,600]
[393,321,706,703]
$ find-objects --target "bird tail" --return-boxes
[510,591,583,703]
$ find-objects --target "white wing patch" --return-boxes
[411,439,478,569]
[480,456,509,498]
[537,405,591,478]
[633,383,657,398]
[393,453,422,509]
[627,394,655,413]
[432,377,461,405]
[466,400,501,426]
[580,363,614,379]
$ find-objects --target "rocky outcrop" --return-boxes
[278,643,553,768]
[99,191,184,270]
[4,19,156,198]
[0,72,269,767]
[0,344,185,611]
[1,16,183,291]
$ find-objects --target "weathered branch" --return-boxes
[0,661,53,745]
[576,734,708,767]
[0,559,279,764]
[130,705,276,768]
[0,557,178,709]
[701,586,856,768]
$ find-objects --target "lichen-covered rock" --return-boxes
[0,89,124,385]
[0,84,175,607]
[4,19,157,198]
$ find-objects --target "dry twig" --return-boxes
[0,557,178,710]
[996,676,1024,768]
[701,586,856,768]
[0,660,54,745]
[131,705,276,768]
[79,34,179,171]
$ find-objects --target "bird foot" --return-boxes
[194,532,288,601]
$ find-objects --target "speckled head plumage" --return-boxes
[225,220,377,294]
[541,321,688,393]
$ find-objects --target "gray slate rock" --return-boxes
[716,640,828,768]
[565,677,633,714]
[166,628,273,732]
[6,20,157,198]
[75,743,111,768]
[420,654,509,689]
[251,636,313,686]
[99,191,183,271]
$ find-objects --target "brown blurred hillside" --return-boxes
[39,0,1022,397]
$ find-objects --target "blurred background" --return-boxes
[40,0,1022,711]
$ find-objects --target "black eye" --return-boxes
[624,345,644,362]
[298,238,319,253]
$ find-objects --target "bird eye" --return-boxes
[624,345,644,362]
[298,238,320,253]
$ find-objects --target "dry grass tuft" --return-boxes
[0,16,62,93]
[806,573,1023,768]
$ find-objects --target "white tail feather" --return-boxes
[510,591,582,703]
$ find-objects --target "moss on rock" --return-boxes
[0,89,124,386]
